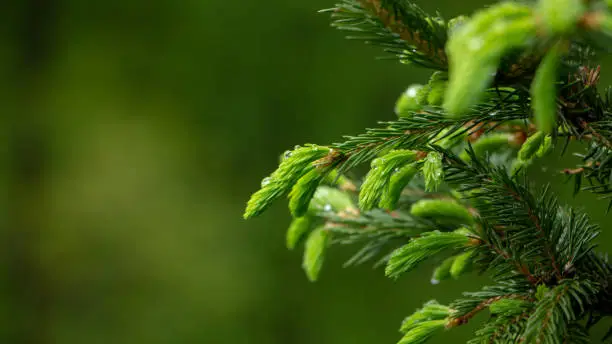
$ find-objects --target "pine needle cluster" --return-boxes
[244,0,612,342]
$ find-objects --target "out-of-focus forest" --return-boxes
[1,0,612,343]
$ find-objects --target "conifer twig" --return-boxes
[357,0,447,65]
[446,294,530,327]
[244,1,612,342]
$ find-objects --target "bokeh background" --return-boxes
[2,0,612,343]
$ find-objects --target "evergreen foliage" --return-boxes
[244,0,612,342]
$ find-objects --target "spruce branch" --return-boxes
[449,293,534,328]
[385,229,475,279]
[469,310,532,344]
[326,208,426,267]
[326,103,529,174]
[523,280,599,343]
[324,0,448,69]
[355,0,447,64]
[243,0,612,342]
[437,146,601,284]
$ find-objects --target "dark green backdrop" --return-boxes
[1,0,611,343]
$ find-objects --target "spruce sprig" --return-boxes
[323,0,448,69]
[244,0,612,342]
[330,103,528,174]
[438,146,600,284]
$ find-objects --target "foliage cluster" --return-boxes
[245,0,612,342]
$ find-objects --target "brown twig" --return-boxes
[446,295,532,328]
[562,167,585,175]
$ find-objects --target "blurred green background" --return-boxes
[1,0,612,343]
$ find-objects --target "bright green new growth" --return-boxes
[303,227,330,282]
[308,185,355,213]
[449,250,473,279]
[410,199,473,226]
[400,301,451,333]
[460,132,518,161]
[289,168,325,217]
[430,249,474,283]
[396,85,424,116]
[431,255,455,284]
[513,132,553,173]
[423,152,443,192]
[244,144,330,219]
[385,230,471,279]
[488,298,532,316]
[518,131,546,161]
[359,150,418,210]
[425,72,448,106]
[444,3,536,115]
[397,320,446,344]
[244,0,612,343]
[537,0,586,34]
[531,44,562,134]
[537,135,553,157]
[286,217,311,250]
[379,163,418,210]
